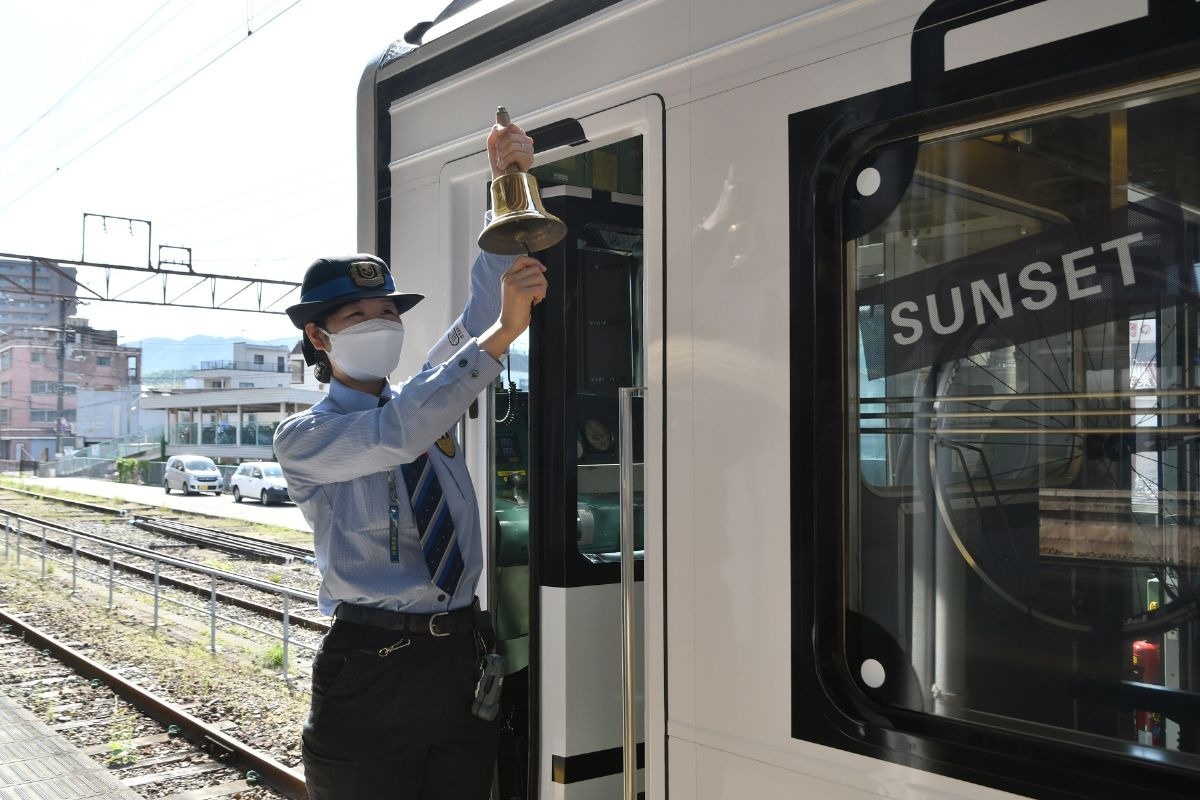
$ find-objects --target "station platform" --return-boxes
[0,692,143,799]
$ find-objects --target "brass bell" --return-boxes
[478,106,566,255]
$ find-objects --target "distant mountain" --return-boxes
[126,335,299,374]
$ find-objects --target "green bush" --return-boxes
[115,458,140,484]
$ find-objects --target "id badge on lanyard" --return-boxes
[387,470,401,562]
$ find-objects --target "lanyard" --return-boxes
[388,469,401,563]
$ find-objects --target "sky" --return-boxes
[0,0,446,347]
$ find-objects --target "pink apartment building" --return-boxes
[0,318,141,462]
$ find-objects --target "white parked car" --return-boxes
[230,461,290,505]
[164,455,224,495]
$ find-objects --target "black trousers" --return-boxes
[302,620,500,800]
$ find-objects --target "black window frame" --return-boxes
[790,2,1200,799]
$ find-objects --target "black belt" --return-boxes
[333,600,480,637]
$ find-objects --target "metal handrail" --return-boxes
[619,386,644,800]
[196,360,289,373]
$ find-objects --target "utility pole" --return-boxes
[55,297,66,459]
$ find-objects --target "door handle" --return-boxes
[618,385,645,800]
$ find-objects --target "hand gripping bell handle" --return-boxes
[495,106,522,176]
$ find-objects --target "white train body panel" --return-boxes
[360,1,1200,798]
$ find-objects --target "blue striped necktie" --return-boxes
[400,449,465,594]
[378,395,464,593]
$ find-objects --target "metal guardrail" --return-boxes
[0,459,44,476]
[1,512,321,680]
[46,426,165,477]
[197,360,289,373]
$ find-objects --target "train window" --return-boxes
[528,139,645,569]
[490,134,645,673]
[850,82,1200,764]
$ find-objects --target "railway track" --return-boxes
[0,484,131,517]
[0,483,315,565]
[0,607,308,799]
[0,481,324,796]
[1,507,328,632]
[130,515,314,564]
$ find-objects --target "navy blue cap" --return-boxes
[286,254,423,329]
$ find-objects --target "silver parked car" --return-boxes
[230,461,290,505]
[164,455,224,495]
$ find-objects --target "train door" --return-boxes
[482,97,664,800]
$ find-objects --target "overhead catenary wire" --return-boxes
[0,0,211,187]
[153,162,351,248]
[0,0,307,215]
[0,0,182,160]
[0,1,441,337]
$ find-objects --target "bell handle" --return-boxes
[495,105,523,176]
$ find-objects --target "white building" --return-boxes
[139,386,324,462]
[75,385,165,443]
[139,340,326,463]
[192,341,295,389]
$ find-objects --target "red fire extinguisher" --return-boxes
[1132,602,1164,747]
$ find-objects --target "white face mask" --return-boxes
[320,318,405,381]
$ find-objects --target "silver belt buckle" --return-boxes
[428,611,450,637]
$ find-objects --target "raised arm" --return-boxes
[423,118,547,366]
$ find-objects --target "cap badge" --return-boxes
[349,260,386,288]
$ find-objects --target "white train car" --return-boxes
[356,1,1200,798]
